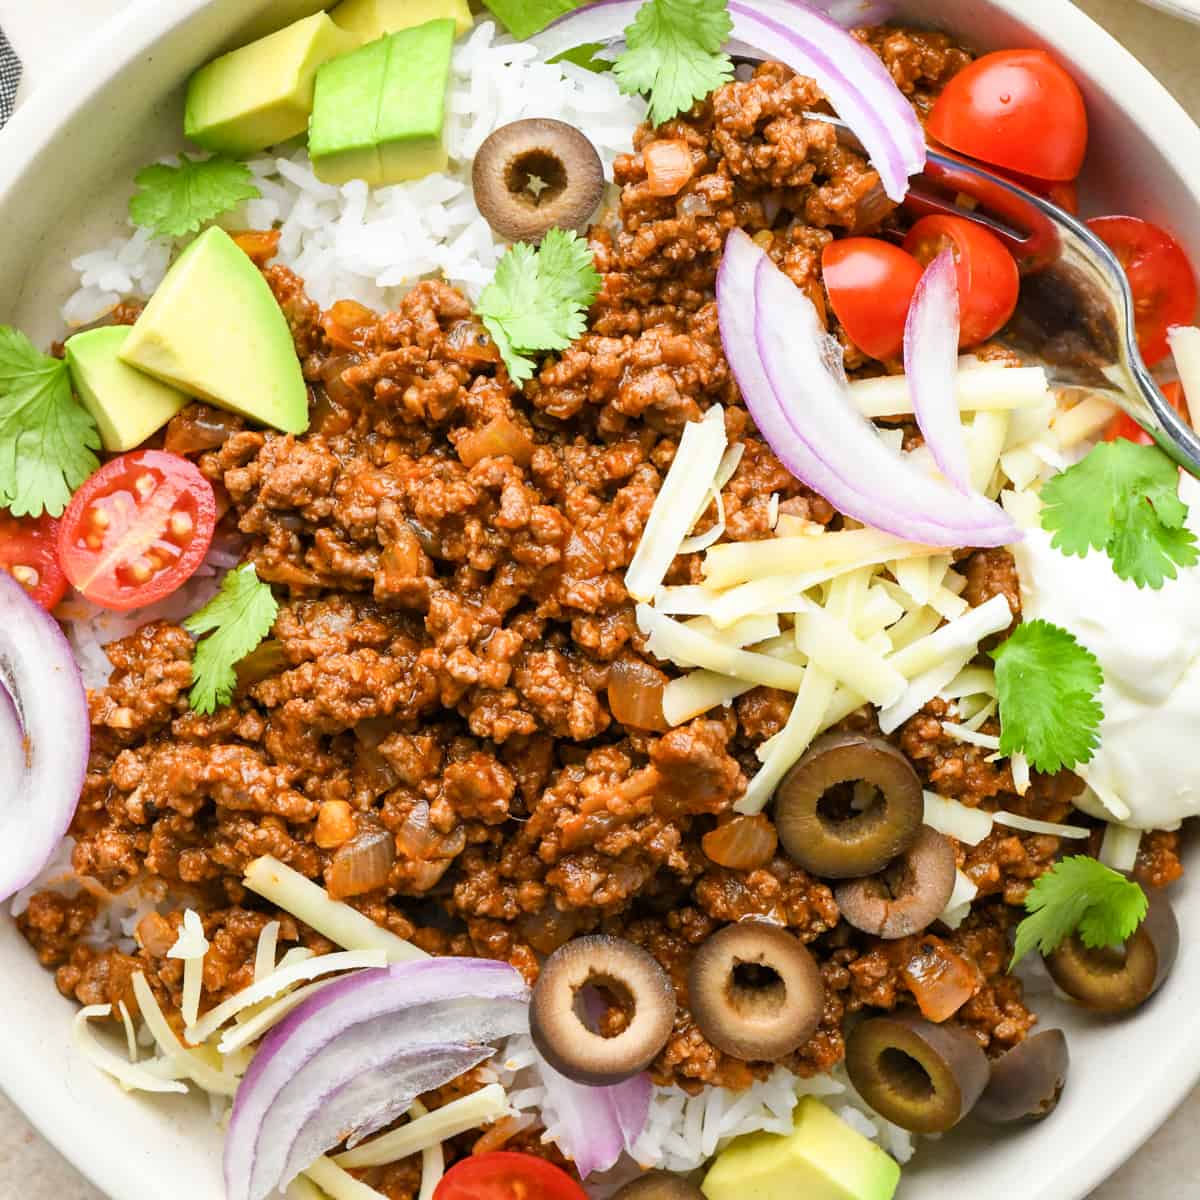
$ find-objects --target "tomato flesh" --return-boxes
[0,512,68,610]
[58,450,217,612]
[433,1152,588,1200]
[928,49,1088,182]
[903,215,1020,348]
[822,238,924,362]
[1104,380,1189,445]
[1087,215,1199,368]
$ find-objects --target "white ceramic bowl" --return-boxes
[2,2,1199,1197]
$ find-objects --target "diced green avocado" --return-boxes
[119,227,309,435]
[330,0,473,40]
[65,327,189,453]
[482,0,578,40]
[309,21,455,187]
[184,13,361,157]
[701,1098,901,1200]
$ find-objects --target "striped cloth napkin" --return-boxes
[0,26,20,129]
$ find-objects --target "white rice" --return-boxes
[62,21,647,327]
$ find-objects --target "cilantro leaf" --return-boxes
[614,0,734,127]
[1040,440,1199,589]
[183,563,279,715]
[1011,856,1148,969]
[476,228,601,386]
[991,619,1104,775]
[549,43,614,73]
[130,154,261,240]
[0,327,100,518]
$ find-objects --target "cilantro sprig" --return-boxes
[991,619,1104,775]
[613,0,734,127]
[1011,856,1148,969]
[184,564,279,715]
[0,327,100,518]
[1040,440,1198,589]
[476,228,601,386]
[130,154,261,240]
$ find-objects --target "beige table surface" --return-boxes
[0,0,1198,1195]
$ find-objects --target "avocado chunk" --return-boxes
[185,13,361,157]
[482,0,578,40]
[330,0,472,40]
[309,20,455,187]
[65,327,189,453]
[701,1098,901,1200]
[120,227,308,435]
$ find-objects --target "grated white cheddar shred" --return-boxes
[254,919,281,983]
[73,1005,187,1096]
[305,1156,390,1200]
[679,441,745,555]
[243,855,426,964]
[337,1083,510,1170]
[685,612,780,649]
[879,650,976,735]
[939,666,997,701]
[993,811,1090,839]
[940,722,1001,750]
[1010,751,1031,796]
[923,791,993,846]
[167,909,209,1029]
[625,406,728,601]
[887,594,1012,681]
[938,870,979,930]
[407,1099,445,1200]
[1099,822,1143,872]
[966,410,1010,495]
[117,1000,138,1064]
[793,600,906,707]
[662,670,752,726]
[1169,325,1200,434]
[849,364,1049,419]
[1052,392,1119,448]
[219,978,339,1055]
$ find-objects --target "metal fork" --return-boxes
[811,113,1200,477]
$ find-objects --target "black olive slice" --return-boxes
[687,921,824,1061]
[835,827,957,939]
[472,118,605,243]
[614,1172,705,1200]
[975,1029,1070,1125]
[1044,889,1178,1014]
[530,935,676,1085]
[845,1014,989,1134]
[774,733,923,879]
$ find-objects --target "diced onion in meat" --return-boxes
[701,814,778,870]
[923,791,993,846]
[993,811,1090,839]
[327,826,397,900]
[73,1005,187,1095]
[607,657,669,731]
[1099,823,1143,872]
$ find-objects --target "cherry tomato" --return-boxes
[433,1152,588,1200]
[822,238,924,361]
[57,450,216,612]
[903,215,1020,348]
[1104,380,1189,445]
[1087,215,1199,367]
[0,512,68,610]
[928,50,1088,182]
[997,169,1079,215]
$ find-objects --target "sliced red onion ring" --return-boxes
[533,0,923,202]
[534,1044,652,1178]
[905,248,971,493]
[717,230,1018,547]
[0,572,88,902]
[225,959,530,1200]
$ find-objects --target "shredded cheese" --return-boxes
[938,870,979,930]
[939,666,996,701]
[661,670,751,726]
[685,612,780,649]
[922,791,993,846]
[117,1000,138,1064]
[892,557,932,607]
[337,1083,510,1170]
[856,587,905,638]
[940,722,1001,750]
[625,406,728,601]
[679,441,745,555]
[73,1005,187,1095]
[254,920,281,983]
[887,594,1012,681]
[999,446,1042,492]
[886,605,942,651]
[305,1157,390,1200]
[286,1177,327,1200]
[243,856,426,964]
[185,948,387,1046]
[966,410,1010,495]
[219,978,339,1055]
[793,599,906,707]
[167,909,210,1029]
[993,811,1090,839]
[1052,392,1119,448]
[1010,751,1031,797]
[1000,486,1043,530]
[1099,823,1143,873]
[879,649,975,735]
[849,364,1049,419]
[1169,325,1200,434]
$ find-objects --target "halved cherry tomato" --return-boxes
[433,1152,587,1200]
[903,215,1020,348]
[0,512,68,609]
[1104,380,1189,445]
[57,450,216,612]
[822,238,924,361]
[928,50,1088,182]
[997,169,1079,216]
[1087,215,1199,367]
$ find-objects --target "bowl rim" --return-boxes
[3,1,1200,1198]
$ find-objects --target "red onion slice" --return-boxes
[905,249,971,493]
[717,230,1018,547]
[225,959,530,1200]
[533,0,923,202]
[0,572,88,901]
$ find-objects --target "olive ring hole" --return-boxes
[814,779,888,838]
[879,1047,936,1103]
[574,977,635,1039]
[504,149,569,208]
[727,959,787,1019]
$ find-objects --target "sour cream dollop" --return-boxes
[1012,487,1200,830]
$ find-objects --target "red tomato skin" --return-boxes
[928,50,1088,182]
[1087,215,1199,367]
[0,512,69,609]
[903,215,1020,348]
[821,239,924,361]
[433,1152,588,1200]
[997,168,1079,215]
[1104,380,1189,445]
[57,450,217,613]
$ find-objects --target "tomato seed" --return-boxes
[134,473,156,499]
[11,564,38,587]
[170,512,193,538]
